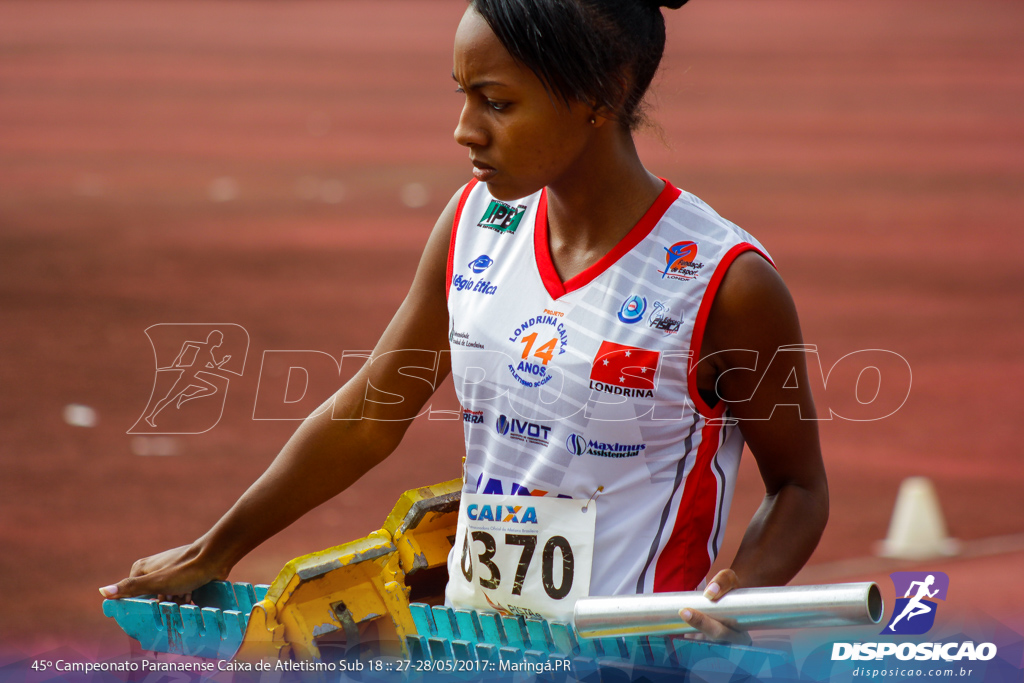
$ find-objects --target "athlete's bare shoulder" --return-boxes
[702,251,800,370]
[413,183,471,294]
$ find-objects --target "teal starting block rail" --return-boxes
[102,580,269,660]
[406,604,795,679]
[104,581,794,679]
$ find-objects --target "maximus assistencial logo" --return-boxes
[478,199,527,234]
[566,433,646,458]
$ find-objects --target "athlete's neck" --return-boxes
[544,131,664,284]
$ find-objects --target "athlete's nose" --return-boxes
[454,101,487,148]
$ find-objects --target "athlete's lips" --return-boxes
[471,159,497,182]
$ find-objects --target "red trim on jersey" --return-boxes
[687,242,775,418]
[653,417,724,592]
[534,179,683,300]
[445,179,479,300]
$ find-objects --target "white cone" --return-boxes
[877,476,960,559]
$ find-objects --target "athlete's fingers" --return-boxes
[703,568,741,602]
[99,573,167,600]
[681,608,752,646]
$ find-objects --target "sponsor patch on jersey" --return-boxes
[566,433,646,458]
[659,240,706,280]
[496,414,551,447]
[477,475,571,499]
[617,295,647,324]
[465,501,539,524]
[645,301,681,335]
[450,326,485,349]
[468,254,494,273]
[478,199,526,234]
[506,312,570,388]
[589,340,659,398]
[463,408,484,424]
[452,273,498,296]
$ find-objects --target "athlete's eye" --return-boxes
[488,100,510,111]
[454,87,465,94]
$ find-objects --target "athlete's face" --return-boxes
[452,8,596,201]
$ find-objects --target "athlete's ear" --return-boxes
[582,99,609,129]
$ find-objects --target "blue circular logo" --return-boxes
[496,415,510,435]
[566,433,586,455]
[469,254,494,274]
[617,295,647,324]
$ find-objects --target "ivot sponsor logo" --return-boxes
[496,414,551,447]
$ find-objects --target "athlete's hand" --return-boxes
[680,568,752,645]
[99,543,228,604]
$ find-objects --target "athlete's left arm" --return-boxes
[682,250,829,643]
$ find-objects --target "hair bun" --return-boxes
[644,0,689,9]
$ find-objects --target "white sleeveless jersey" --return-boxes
[445,179,772,597]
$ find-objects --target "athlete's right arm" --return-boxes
[101,185,468,600]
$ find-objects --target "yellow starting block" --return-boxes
[104,479,462,662]
[236,479,462,662]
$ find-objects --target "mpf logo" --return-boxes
[496,414,551,446]
[129,324,249,434]
[883,571,949,635]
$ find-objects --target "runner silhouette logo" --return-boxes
[129,323,250,435]
[883,571,949,635]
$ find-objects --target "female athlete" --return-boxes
[103,0,828,644]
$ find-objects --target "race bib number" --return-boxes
[448,493,595,621]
